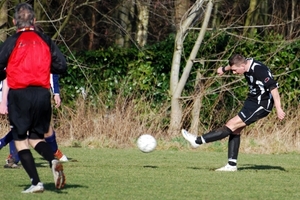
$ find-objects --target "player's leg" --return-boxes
[182,116,245,148]
[16,139,43,183]
[197,126,234,144]
[45,126,68,161]
[29,132,65,189]
[182,126,234,148]
[216,100,272,172]
[228,131,242,166]
[215,128,243,172]
[4,141,20,168]
[29,87,65,190]
[9,88,44,193]
[0,130,13,149]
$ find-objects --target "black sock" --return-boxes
[18,149,40,185]
[196,126,233,144]
[228,134,240,164]
[228,161,237,166]
[34,141,55,168]
[196,137,203,145]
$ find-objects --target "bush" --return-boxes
[59,31,300,128]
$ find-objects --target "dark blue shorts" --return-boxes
[238,100,273,125]
[8,87,52,141]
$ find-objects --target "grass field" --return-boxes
[1,146,300,200]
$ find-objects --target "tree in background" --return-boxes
[169,0,213,134]
[115,0,135,48]
[1,0,299,50]
[0,1,8,42]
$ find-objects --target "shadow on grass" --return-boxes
[19,183,88,193]
[238,164,286,171]
[187,164,286,172]
[143,165,158,168]
[187,167,206,170]
[34,157,78,168]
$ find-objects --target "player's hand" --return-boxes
[217,67,225,76]
[54,94,61,108]
[276,107,285,120]
[0,102,8,114]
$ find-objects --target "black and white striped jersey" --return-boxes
[244,58,278,110]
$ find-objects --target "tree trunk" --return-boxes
[0,1,7,42]
[289,0,296,38]
[261,0,268,25]
[190,67,203,134]
[115,0,134,48]
[88,3,96,50]
[34,0,46,23]
[211,0,220,29]
[136,0,151,47]
[174,0,190,31]
[169,0,213,135]
[244,0,258,36]
[52,2,75,40]
[170,0,205,134]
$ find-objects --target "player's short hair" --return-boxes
[229,54,247,67]
[14,3,35,29]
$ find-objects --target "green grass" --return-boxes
[1,147,300,200]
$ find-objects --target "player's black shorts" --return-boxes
[8,87,52,141]
[238,100,273,125]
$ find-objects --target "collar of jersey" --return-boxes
[17,26,35,32]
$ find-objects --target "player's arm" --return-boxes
[0,36,16,71]
[270,87,285,120]
[0,79,9,114]
[49,40,67,74]
[50,74,61,108]
[251,64,285,120]
[255,66,285,120]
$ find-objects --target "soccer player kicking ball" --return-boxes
[182,54,285,171]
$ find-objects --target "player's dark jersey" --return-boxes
[244,58,278,110]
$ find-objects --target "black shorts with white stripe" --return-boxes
[238,100,273,125]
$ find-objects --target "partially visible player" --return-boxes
[47,74,68,162]
[0,74,68,169]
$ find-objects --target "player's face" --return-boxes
[231,64,245,75]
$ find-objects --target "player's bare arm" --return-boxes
[270,87,285,120]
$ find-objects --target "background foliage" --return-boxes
[0,1,299,152]
[59,31,299,129]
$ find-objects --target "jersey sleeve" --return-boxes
[0,35,17,79]
[50,74,60,94]
[254,65,278,90]
[50,40,67,74]
[0,35,17,71]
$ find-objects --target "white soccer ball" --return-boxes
[137,134,157,153]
